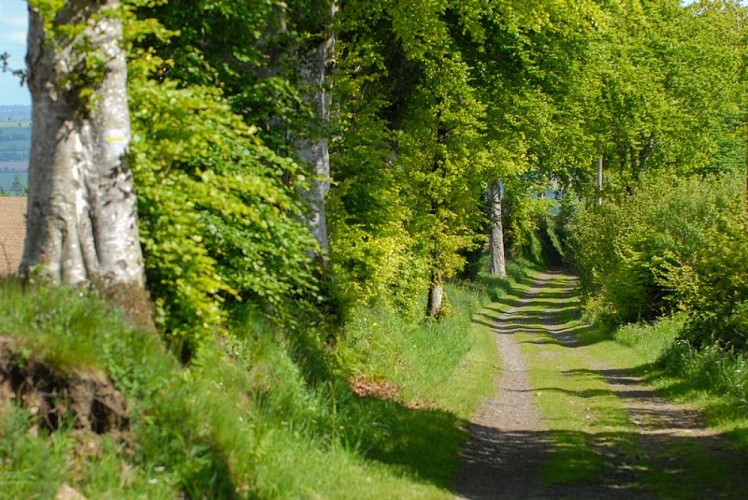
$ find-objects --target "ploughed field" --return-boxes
[0,197,26,275]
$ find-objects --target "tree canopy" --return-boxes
[19,0,747,350]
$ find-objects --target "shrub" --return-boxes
[660,209,748,351]
[127,47,318,355]
[567,171,741,325]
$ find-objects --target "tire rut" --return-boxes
[542,275,748,499]
[454,275,551,499]
[454,270,748,499]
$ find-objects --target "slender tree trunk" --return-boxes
[426,100,450,318]
[22,2,149,325]
[427,271,444,319]
[295,2,337,255]
[488,181,506,278]
[596,154,604,207]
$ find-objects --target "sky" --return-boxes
[0,0,29,106]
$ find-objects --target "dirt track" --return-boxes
[455,278,551,499]
[0,197,26,276]
[455,271,748,499]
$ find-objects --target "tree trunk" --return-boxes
[427,272,444,319]
[21,2,149,324]
[295,3,337,255]
[488,181,506,278]
[596,154,604,207]
[425,99,450,319]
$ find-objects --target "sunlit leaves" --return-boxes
[128,69,316,350]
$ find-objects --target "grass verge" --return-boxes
[617,319,748,449]
[510,271,748,497]
[0,258,535,498]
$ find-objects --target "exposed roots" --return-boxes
[0,337,128,437]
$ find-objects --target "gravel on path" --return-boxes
[454,274,552,499]
[453,270,748,499]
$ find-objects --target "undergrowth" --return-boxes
[0,258,535,498]
[610,315,748,448]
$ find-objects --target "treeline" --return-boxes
[0,127,30,162]
[0,126,30,138]
[110,0,745,355]
[0,105,31,122]
[0,151,28,162]
[3,0,746,496]
[11,0,744,360]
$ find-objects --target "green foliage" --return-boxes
[126,20,317,352]
[503,178,555,264]
[133,0,296,143]
[567,171,741,327]
[329,220,429,318]
[660,209,748,351]
[331,2,499,314]
[0,405,71,498]
[328,70,429,315]
[572,0,745,186]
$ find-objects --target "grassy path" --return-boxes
[455,270,748,499]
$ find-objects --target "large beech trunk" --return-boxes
[295,3,337,254]
[22,2,148,320]
[488,181,506,278]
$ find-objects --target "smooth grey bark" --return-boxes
[427,273,444,319]
[488,181,507,278]
[295,3,337,254]
[21,1,145,293]
[425,100,451,319]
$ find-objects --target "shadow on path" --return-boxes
[455,270,748,499]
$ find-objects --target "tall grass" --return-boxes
[0,259,529,498]
[606,314,748,448]
[471,257,535,302]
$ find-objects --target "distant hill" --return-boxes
[0,106,30,190]
[0,121,31,162]
[0,105,31,122]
